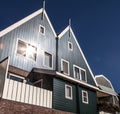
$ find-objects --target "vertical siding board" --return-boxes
[11,81,18,101]
[32,86,37,105]
[24,84,29,103]
[16,82,22,102]
[36,87,40,106]
[40,88,44,106]
[7,80,14,100]
[2,79,9,99]
[29,85,33,104]
[20,83,26,103]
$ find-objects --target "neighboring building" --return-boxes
[95,75,119,114]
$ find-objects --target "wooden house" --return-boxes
[0,3,108,114]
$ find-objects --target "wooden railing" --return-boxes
[2,79,52,108]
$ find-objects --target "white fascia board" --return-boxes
[0,8,57,38]
[56,72,99,91]
[58,26,98,87]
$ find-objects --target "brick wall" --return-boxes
[0,99,72,114]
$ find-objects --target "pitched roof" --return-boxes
[0,8,56,37]
[58,26,98,87]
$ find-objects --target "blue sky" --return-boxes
[0,0,120,93]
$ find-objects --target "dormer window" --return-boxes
[39,25,45,35]
[68,42,73,51]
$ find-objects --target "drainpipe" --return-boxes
[56,36,58,71]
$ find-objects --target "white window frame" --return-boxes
[68,41,73,51]
[82,90,89,104]
[65,84,73,100]
[43,51,53,69]
[39,25,45,35]
[7,73,25,83]
[61,59,70,75]
[16,39,37,61]
[73,65,87,82]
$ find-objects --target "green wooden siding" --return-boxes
[53,78,77,113]
[79,87,97,114]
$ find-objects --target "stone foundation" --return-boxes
[0,99,71,114]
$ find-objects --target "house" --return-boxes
[0,2,118,114]
[95,75,120,114]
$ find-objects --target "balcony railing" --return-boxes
[2,78,52,108]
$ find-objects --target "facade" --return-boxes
[95,75,119,114]
[0,4,119,114]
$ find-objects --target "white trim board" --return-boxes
[58,26,98,87]
[0,8,57,37]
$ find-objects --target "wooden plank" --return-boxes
[2,79,9,99]
[49,91,52,108]
[40,88,43,106]
[7,80,14,100]
[28,85,33,104]
[11,80,18,101]
[20,83,26,103]
[36,87,40,106]
[32,86,37,105]
[24,84,29,103]
[16,82,22,102]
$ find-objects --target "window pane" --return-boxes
[62,61,68,74]
[39,25,45,34]
[65,85,72,99]
[17,40,27,56]
[81,70,86,81]
[45,52,52,67]
[27,44,37,61]
[74,67,80,79]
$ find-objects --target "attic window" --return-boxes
[17,40,37,61]
[39,25,45,35]
[44,52,52,68]
[68,42,73,51]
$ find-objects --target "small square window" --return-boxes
[39,25,45,35]
[61,59,69,75]
[44,52,52,68]
[68,42,73,51]
[65,85,73,100]
[82,90,89,104]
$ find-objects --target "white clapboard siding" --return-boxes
[2,79,52,108]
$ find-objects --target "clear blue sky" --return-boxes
[0,0,120,93]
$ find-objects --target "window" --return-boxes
[73,65,87,82]
[7,73,24,83]
[82,90,89,104]
[68,42,73,51]
[39,25,45,35]
[65,85,73,100]
[44,52,52,68]
[17,40,37,61]
[61,59,69,75]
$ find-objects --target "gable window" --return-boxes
[61,59,69,75]
[68,42,73,51]
[44,52,52,68]
[73,65,87,82]
[82,90,89,104]
[65,85,73,100]
[17,40,37,61]
[39,25,45,35]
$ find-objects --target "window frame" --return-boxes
[82,90,89,104]
[7,73,25,83]
[61,59,70,75]
[16,39,37,61]
[44,51,53,69]
[65,84,73,100]
[68,41,73,51]
[39,25,45,35]
[73,65,87,82]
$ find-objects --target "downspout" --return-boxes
[56,36,58,71]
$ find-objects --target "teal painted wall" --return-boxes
[53,78,77,113]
